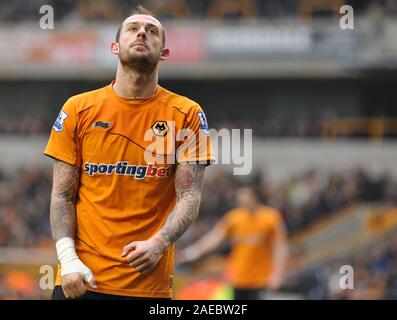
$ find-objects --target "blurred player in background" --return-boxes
[44,5,214,299]
[179,186,289,300]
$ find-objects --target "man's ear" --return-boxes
[111,42,119,55]
[160,48,170,61]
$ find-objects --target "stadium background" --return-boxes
[1,0,397,299]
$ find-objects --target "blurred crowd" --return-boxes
[176,166,397,252]
[0,113,330,137]
[1,165,396,247]
[0,169,51,300]
[277,167,396,231]
[0,115,51,136]
[0,271,45,299]
[284,231,397,299]
[0,0,396,23]
[179,167,397,300]
[175,231,397,300]
[214,113,328,138]
[177,167,397,300]
[213,112,397,139]
[1,164,395,248]
[0,167,52,247]
[0,164,396,299]
[2,112,397,139]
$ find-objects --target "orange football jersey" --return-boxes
[221,206,287,289]
[44,81,215,298]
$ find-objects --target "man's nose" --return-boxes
[137,27,146,39]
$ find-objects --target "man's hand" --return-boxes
[122,236,166,275]
[122,163,206,275]
[62,270,97,299]
[56,237,97,299]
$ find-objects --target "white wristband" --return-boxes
[55,237,95,285]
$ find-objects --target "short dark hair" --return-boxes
[115,5,166,47]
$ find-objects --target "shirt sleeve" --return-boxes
[176,104,216,165]
[43,98,81,167]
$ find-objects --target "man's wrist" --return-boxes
[151,234,168,254]
[55,237,79,274]
[55,237,79,269]
[55,237,94,282]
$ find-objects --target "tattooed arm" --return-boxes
[158,163,205,247]
[51,159,96,298]
[50,159,80,240]
[122,163,206,275]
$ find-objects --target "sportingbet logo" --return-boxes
[84,162,172,180]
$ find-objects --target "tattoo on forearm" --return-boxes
[159,163,205,248]
[50,160,80,241]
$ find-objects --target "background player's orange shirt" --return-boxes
[44,82,215,298]
[221,206,287,289]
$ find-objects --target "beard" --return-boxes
[118,44,160,75]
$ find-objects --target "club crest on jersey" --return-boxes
[197,111,209,134]
[152,121,168,137]
[53,110,68,132]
